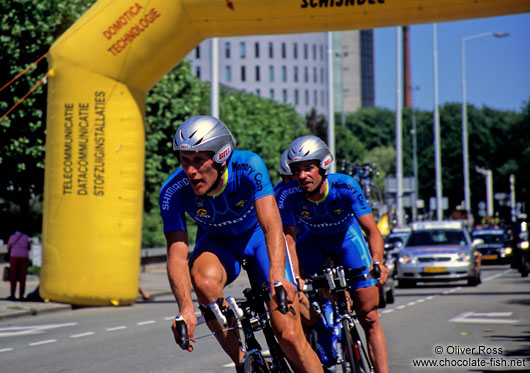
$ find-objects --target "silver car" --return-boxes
[397,221,482,287]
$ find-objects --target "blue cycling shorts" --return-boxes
[296,224,377,290]
[190,224,296,288]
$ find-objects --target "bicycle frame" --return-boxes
[304,265,375,373]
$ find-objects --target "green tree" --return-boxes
[0,0,96,239]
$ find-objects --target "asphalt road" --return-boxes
[1,265,528,372]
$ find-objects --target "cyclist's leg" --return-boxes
[189,234,245,367]
[351,286,388,373]
[340,225,388,373]
[248,229,323,373]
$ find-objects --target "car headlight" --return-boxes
[399,254,415,264]
[458,252,470,262]
[519,241,529,250]
[503,247,512,255]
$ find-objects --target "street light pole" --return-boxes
[461,32,508,225]
[410,85,420,222]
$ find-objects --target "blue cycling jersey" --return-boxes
[277,173,376,289]
[159,150,295,287]
[276,173,372,236]
[160,150,273,236]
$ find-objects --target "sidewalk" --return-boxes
[0,262,173,321]
[0,262,250,321]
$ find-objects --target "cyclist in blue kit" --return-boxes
[276,135,389,373]
[160,116,322,372]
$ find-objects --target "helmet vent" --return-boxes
[194,136,204,146]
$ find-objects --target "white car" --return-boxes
[397,221,482,287]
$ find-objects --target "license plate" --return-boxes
[483,254,498,260]
[424,266,447,273]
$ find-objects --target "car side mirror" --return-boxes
[384,243,395,251]
[472,238,484,247]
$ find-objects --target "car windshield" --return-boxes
[406,229,467,247]
[471,233,507,244]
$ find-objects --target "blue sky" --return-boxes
[373,13,530,113]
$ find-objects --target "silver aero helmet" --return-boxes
[173,116,236,164]
[287,135,333,174]
[279,150,292,176]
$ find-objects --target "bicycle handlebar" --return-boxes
[174,315,190,350]
[302,266,367,292]
[274,282,289,315]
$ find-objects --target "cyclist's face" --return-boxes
[180,151,219,195]
[291,160,323,194]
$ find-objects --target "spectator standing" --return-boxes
[6,231,31,301]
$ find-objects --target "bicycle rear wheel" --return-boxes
[243,352,269,373]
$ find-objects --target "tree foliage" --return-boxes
[0,0,96,240]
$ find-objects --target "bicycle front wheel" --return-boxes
[341,319,360,373]
[243,352,269,373]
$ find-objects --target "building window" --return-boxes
[320,68,325,84]
[321,90,325,106]
[294,89,299,105]
[241,66,246,81]
[313,67,317,83]
[226,66,232,82]
[304,43,308,59]
[294,66,298,82]
[305,89,309,106]
[281,42,286,58]
[282,66,287,82]
[304,66,309,83]
[240,42,246,58]
[255,66,260,82]
[293,43,298,59]
[196,66,201,78]
[270,88,274,99]
[225,42,231,58]
[255,42,260,58]
[269,65,274,82]
[256,88,261,97]
[268,42,274,58]
[282,89,288,103]
[313,44,317,60]
[195,46,200,59]
[314,90,317,106]
[320,45,324,60]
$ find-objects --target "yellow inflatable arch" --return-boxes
[41,0,530,306]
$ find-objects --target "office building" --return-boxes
[185,31,374,119]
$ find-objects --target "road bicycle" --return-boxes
[302,263,379,373]
[175,260,295,372]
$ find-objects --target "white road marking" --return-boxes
[29,339,57,346]
[0,322,77,338]
[483,269,511,282]
[0,348,13,352]
[70,332,95,338]
[106,326,127,331]
[137,320,156,326]
[449,311,520,324]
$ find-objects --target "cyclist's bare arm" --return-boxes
[166,230,197,349]
[255,194,296,302]
[357,214,388,285]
